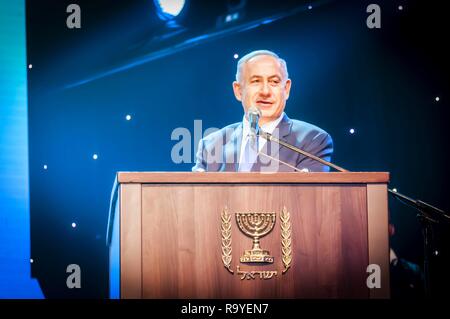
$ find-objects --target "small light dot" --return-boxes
[30,259,34,263]
[349,128,355,134]
[233,53,239,59]
[43,165,48,170]
[435,250,439,256]
[93,154,98,160]
[308,5,312,10]
[28,64,33,69]
[72,222,77,228]
[435,96,440,102]
[126,114,132,121]
[393,188,397,192]
[398,5,403,10]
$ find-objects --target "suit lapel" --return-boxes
[278,113,293,139]
[256,113,293,170]
[223,123,243,171]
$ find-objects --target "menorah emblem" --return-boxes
[236,212,276,263]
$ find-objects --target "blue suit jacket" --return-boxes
[192,113,333,172]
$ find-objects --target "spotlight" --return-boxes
[435,96,440,102]
[126,114,132,121]
[93,154,98,160]
[234,53,239,59]
[28,64,33,69]
[217,0,246,27]
[349,128,355,134]
[72,222,77,228]
[398,5,403,11]
[225,12,240,23]
[43,164,48,170]
[154,0,186,21]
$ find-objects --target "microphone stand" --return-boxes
[259,130,449,297]
[386,189,450,297]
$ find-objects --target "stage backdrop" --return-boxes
[26,0,449,297]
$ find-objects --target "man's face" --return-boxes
[233,55,291,125]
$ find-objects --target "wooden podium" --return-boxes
[107,172,390,299]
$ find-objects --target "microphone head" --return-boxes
[247,106,262,117]
[247,106,261,141]
[247,106,261,126]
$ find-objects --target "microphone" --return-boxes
[247,106,262,141]
[258,130,348,172]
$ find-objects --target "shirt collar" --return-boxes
[242,112,285,137]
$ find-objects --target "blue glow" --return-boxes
[262,18,275,24]
[0,0,43,298]
[109,189,120,299]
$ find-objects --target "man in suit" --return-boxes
[192,50,333,172]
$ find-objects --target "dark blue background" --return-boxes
[26,0,450,297]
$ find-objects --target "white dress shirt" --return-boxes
[238,112,285,171]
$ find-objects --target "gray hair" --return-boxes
[235,50,289,83]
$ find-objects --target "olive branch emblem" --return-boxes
[280,206,292,274]
[221,207,233,273]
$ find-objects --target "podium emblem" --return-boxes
[236,212,276,263]
[220,206,292,280]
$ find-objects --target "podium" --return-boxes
[107,172,390,299]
